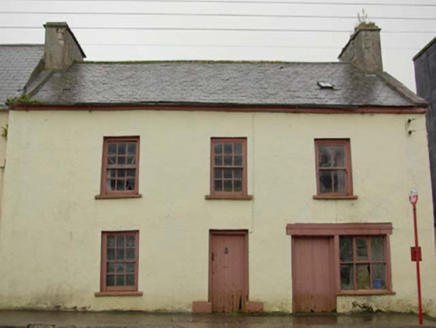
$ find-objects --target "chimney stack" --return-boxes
[338,23,383,73]
[44,22,86,70]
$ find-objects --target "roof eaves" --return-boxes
[413,37,436,62]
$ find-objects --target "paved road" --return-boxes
[0,311,435,328]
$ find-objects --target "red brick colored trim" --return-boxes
[192,301,212,313]
[286,223,393,236]
[95,291,143,297]
[205,195,253,200]
[10,103,426,114]
[246,302,264,313]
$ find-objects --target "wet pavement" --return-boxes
[0,311,435,328]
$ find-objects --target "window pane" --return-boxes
[332,145,345,167]
[126,262,135,273]
[107,169,116,178]
[116,180,125,190]
[340,264,354,290]
[118,157,126,165]
[356,238,368,260]
[117,236,125,247]
[234,169,242,179]
[126,249,135,260]
[234,143,242,154]
[107,157,116,165]
[107,179,116,191]
[107,262,115,273]
[371,237,385,262]
[372,264,386,289]
[126,275,135,286]
[116,262,125,273]
[107,236,115,247]
[126,179,135,190]
[127,156,136,165]
[214,156,222,166]
[234,155,243,166]
[118,143,126,155]
[224,143,232,154]
[107,249,115,260]
[333,170,347,193]
[127,169,136,177]
[116,249,125,260]
[126,235,135,247]
[224,156,232,166]
[116,275,125,286]
[224,180,232,192]
[127,144,136,155]
[319,170,333,193]
[214,169,223,179]
[214,143,223,154]
[106,275,115,286]
[224,169,232,179]
[340,236,353,262]
[234,180,242,192]
[118,170,126,178]
[318,145,331,167]
[108,144,117,155]
[214,180,222,192]
[356,264,371,289]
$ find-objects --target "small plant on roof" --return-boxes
[2,124,8,141]
[6,94,44,104]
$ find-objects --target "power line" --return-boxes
[1,26,435,33]
[1,0,435,6]
[1,11,435,20]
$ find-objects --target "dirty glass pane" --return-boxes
[214,169,222,179]
[107,262,115,273]
[126,275,135,286]
[224,180,232,192]
[127,156,136,165]
[116,180,125,191]
[332,145,345,167]
[234,169,242,179]
[127,144,136,155]
[117,236,125,247]
[126,235,135,247]
[107,170,116,178]
[106,275,115,286]
[108,144,117,155]
[356,264,371,289]
[372,264,386,289]
[214,156,222,166]
[224,143,232,154]
[234,155,243,166]
[107,157,116,165]
[118,170,126,178]
[107,179,116,191]
[224,169,232,179]
[224,156,232,166]
[234,180,242,192]
[118,143,126,155]
[356,238,368,260]
[116,249,125,260]
[340,236,353,262]
[107,249,115,260]
[116,275,125,286]
[214,143,223,154]
[127,169,136,177]
[332,170,346,193]
[371,237,385,262]
[118,156,126,165]
[234,143,242,154]
[126,262,135,273]
[126,249,135,260]
[318,145,331,167]
[214,180,222,192]
[126,179,135,190]
[340,264,354,290]
[107,236,115,247]
[319,170,333,193]
[116,262,125,274]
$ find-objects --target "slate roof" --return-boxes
[0,45,44,107]
[32,61,425,108]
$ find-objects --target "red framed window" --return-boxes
[340,236,389,291]
[100,231,139,292]
[100,137,140,196]
[315,139,353,196]
[210,138,247,196]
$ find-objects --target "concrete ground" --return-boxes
[0,311,435,328]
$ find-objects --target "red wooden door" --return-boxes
[292,237,336,313]
[210,231,248,313]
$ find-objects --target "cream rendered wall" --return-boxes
[0,110,8,215]
[0,109,434,315]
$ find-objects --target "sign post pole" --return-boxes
[409,188,423,325]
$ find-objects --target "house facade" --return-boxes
[0,23,435,315]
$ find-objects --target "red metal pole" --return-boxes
[413,204,423,325]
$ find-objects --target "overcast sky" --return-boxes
[1,0,435,91]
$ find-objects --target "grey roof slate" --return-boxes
[0,45,44,106]
[32,61,425,107]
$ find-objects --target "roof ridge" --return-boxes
[77,60,349,65]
